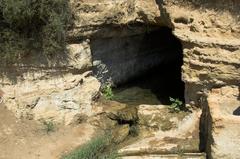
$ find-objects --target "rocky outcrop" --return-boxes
[163,2,240,158]
[0,0,239,158]
[2,71,100,124]
[0,0,168,124]
[1,40,99,125]
[164,0,240,108]
[206,86,240,159]
[88,101,202,158]
[0,39,96,125]
[119,106,201,157]
[68,0,167,39]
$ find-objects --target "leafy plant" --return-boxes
[43,120,55,133]
[168,97,184,113]
[63,134,119,159]
[102,85,114,100]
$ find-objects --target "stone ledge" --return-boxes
[121,153,206,159]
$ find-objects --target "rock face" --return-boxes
[206,86,240,159]
[163,1,240,158]
[167,0,240,107]
[68,0,167,38]
[0,0,239,158]
[2,72,100,124]
[119,107,201,157]
[1,40,100,125]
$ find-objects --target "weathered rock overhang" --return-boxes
[91,27,183,84]
[90,26,185,104]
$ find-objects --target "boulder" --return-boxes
[107,106,138,124]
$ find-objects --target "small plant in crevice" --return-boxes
[168,97,185,113]
[62,133,119,159]
[102,85,114,100]
[129,124,139,137]
[43,120,55,134]
[176,147,185,157]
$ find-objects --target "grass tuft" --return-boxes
[43,120,55,134]
[63,134,119,159]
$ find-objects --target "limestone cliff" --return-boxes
[0,0,239,158]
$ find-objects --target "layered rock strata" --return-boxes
[0,0,239,158]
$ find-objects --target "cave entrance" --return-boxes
[92,26,184,106]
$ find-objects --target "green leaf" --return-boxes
[169,97,175,102]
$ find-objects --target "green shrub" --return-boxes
[102,85,114,100]
[0,0,71,62]
[63,134,119,159]
[43,120,55,133]
[168,97,184,113]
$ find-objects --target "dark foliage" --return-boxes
[0,0,71,62]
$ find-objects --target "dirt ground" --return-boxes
[0,104,95,159]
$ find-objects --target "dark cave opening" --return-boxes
[114,27,184,105]
[92,26,184,105]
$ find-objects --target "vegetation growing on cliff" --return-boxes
[102,85,114,100]
[42,120,55,134]
[168,97,185,113]
[0,0,71,63]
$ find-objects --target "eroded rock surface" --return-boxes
[2,72,100,125]
[68,0,166,38]
[206,86,240,159]
[0,0,239,158]
[162,0,240,107]
[119,109,201,156]
[138,105,189,131]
